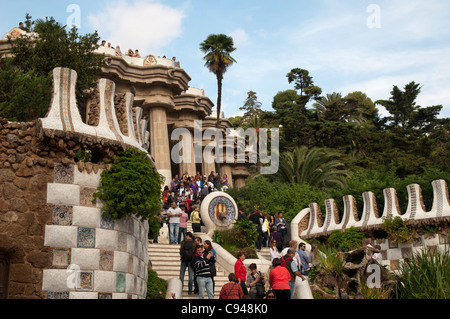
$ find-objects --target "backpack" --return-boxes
[280,256,292,268]
[181,240,194,262]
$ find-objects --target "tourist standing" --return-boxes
[219,273,243,299]
[192,245,214,299]
[179,232,195,295]
[269,239,281,262]
[190,205,202,233]
[275,212,287,244]
[234,251,248,295]
[167,201,182,244]
[261,213,270,248]
[246,263,266,299]
[269,258,291,299]
[204,240,217,294]
[178,207,189,244]
[297,242,312,276]
[284,248,306,298]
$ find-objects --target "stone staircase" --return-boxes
[258,247,272,262]
[148,222,230,299]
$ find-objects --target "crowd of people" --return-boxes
[178,232,319,300]
[99,40,180,67]
[154,171,231,245]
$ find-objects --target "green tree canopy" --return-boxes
[1,14,105,121]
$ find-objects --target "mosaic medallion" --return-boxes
[77,271,93,290]
[52,249,70,267]
[207,196,236,226]
[77,227,96,248]
[52,205,73,226]
[54,163,74,184]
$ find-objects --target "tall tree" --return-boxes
[240,90,262,120]
[286,68,322,99]
[200,34,236,175]
[200,34,237,127]
[376,81,443,135]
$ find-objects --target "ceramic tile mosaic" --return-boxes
[54,163,74,184]
[47,292,70,299]
[79,186,97,207]
[98,293,112,299]
[77,227,96,248]
[117,232,127,252]
[77,271,93,290]
[388,240,398,249]
[413,237,423,247]
[51,205,73,226]
[100,210,114,230]
[100,250,114,271]
[116,272,126,293]
[52,249,70,267]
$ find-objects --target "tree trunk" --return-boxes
[215,73,223,178]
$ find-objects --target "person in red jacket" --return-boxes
[234,251,248,295]
[269,258,291,299]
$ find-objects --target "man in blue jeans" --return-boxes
[192,244,214,299]
[167,201,182,244]
[297,242,311,276]
[179,232,195,295]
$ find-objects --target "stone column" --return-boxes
[178,129,197,177]
[148,106,172,187]
[234,177,245,189]
[202,150,216,177]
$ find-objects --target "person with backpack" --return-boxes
[283,248,306,299]
[246,263,266,299]
[179,232,195,295]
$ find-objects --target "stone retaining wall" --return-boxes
[42,164,149,299]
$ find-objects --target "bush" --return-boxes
[227,176,325,222]
[93,148,164,221]
[328,227,365,252]
[146,269,167,299]
[381,216,417,244]
[394,246,450,299]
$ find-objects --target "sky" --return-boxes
[1,0,450,119]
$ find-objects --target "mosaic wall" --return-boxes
[42,163,149,299]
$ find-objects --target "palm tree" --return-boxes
[271,146,350,189]
[200,34,237,127]
[200,34,237,176]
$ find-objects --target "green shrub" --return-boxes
[381,216,416,244]
[394,246,450,299]
[227,176,325,222]
[93,148,164,221]
[146,269,167,299]
[328,227,365,252]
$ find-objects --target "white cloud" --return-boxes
[228,28,250,47]
[87,0,185,54]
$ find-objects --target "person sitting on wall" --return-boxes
[101,40,106,46]
[126,49,134,57]
[115,46,122,57]
[134,49,141,58]
[19,22,25,30]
